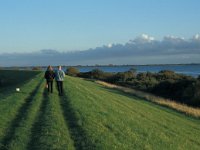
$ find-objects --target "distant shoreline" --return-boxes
[1,63,200,77]
[2,63,199,68]
[70,63,200,67]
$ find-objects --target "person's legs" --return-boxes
[50,81,53,93]
[56,81,59,91]
[47,81,50,92]
[57,81,61,95]
[60,81,63,95]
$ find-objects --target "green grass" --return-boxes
[0,71,200,150]
[0,72,74,150]
[27,87,74,150]
[63,76,200,150]
[0,70,41,88]
[0,73,43,149]
[2,79,44,150]
[0,70,41,98]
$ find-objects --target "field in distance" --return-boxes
[0,70,200,150]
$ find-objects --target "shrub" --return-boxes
[198,75,200,80]
[189,81,200,106]
[78,68,200,107]
[66,67,80,76]
[90,69,104,79]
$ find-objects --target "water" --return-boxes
[73,64,200,77]
[39,64,200,77]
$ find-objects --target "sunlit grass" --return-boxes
[0,73,43,149]
[0,72,200,149]
[64,76,200,149]
[96,80,200,118]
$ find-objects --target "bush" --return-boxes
[77,68,200,107]
[66,67,80,76]
[188,81,200,106]
[198,75,200,80]
[89,69,113,80]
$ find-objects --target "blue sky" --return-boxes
[0,0,200,53]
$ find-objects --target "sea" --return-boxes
[73,64,200,77]
[7,64,200,77]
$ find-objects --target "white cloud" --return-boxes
[163,35,185,43]
[108,43,112,48]
[141,34,155,41]
[131,34,155,44]
[0,34,200,66]
[193,34,200,40]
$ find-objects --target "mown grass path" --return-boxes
[1,79,43,150]
[0,74,75,150]
[0,73,43,149]
[0,74,200,150]
[27,87,74,150]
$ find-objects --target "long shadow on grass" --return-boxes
[27,90,49,150]
[1,79,43,150]
[59,93,96,150]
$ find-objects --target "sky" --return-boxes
[0,0,200,53]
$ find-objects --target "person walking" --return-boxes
[44,65,55,93]
[55,66,65,96]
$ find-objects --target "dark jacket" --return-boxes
[44,70,55,81]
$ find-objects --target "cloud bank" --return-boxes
[0,34,200,66]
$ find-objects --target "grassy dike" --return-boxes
[63,76,200,149]
[0,73,75,150]
[96,81,200,118]
[0,73,200,149]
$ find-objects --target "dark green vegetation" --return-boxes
[0,70,200,149]
[76,68,200,107]
[66,67,80,77]
[0,70,41,87]
[0,70,41,99]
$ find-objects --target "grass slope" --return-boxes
[0,73,200,150]
[0,70,41,98]
[0,73,74,150]
[63,76,200,150]
[0,73,43,149]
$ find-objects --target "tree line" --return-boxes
[66,67,200,107]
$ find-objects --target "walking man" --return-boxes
[55,66,65,96]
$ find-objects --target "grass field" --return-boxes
[0,70,200,150]
[0,70,41,99]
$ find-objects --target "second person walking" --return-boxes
[55,66,65,96]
